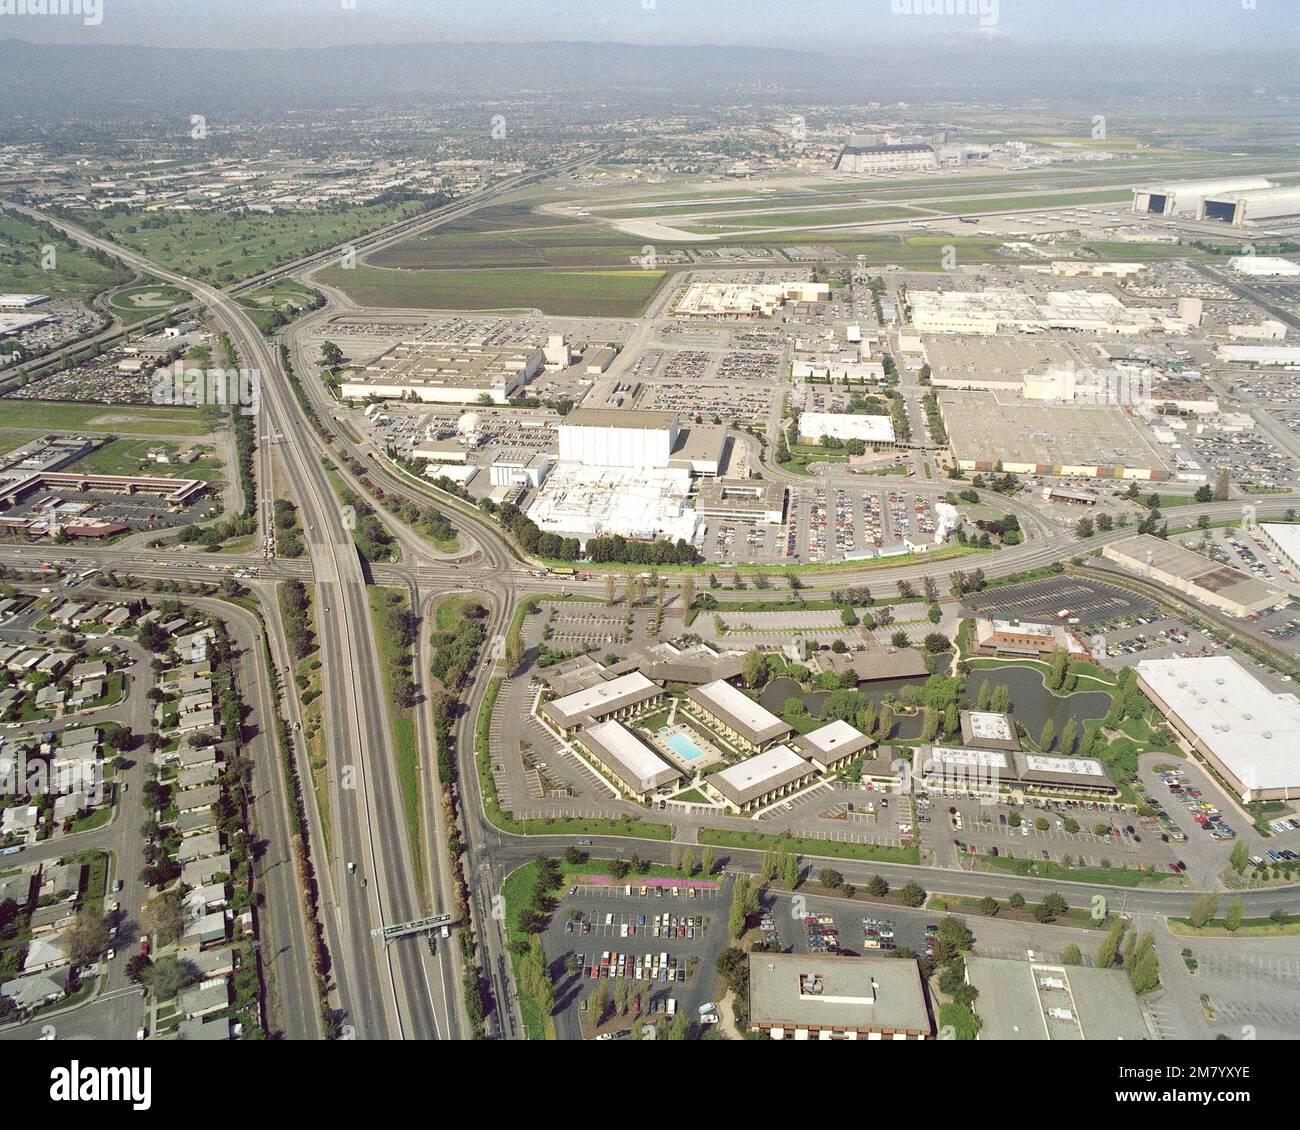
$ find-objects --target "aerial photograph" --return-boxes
[0,0,1297,1092]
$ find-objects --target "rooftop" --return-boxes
[748,953,930,1036]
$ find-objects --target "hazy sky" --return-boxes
[3,0,1298,54]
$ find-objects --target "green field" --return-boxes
[680,205,921,233]
[237,278,322,334]
[317,264,672,317]
[72,198,438,285]
[0,401,212,436]
[0,210,131,302]
[67,438,226,483]
[106,282,191,325]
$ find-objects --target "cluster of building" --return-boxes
[672,280,830,321]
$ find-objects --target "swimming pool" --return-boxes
[663,731,707,762]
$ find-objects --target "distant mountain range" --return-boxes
[1,38,1297,119]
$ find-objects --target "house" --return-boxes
[1,805,39,837]
[178,763,220,789]
[101,607,131,631]
[177,807,215,836]
[178,977,230,1018]
[178,742,220,768]
[177,831,223,863]
[21,932,68,973]
[177,784,222,812]
[176,1016,232,1041]
[686,680,793,753]
[181,912,228,949]
[184,882,228,916]
[34,685,64,711]
[177,708,218,734]
[0,966,70,1010]
[705,746,815,814]
[181,853,231,887]
[68,661,109,685]
[789,720,875,773]
[52,791,88,822]
[68,679,104,708]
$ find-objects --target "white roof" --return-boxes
[692,679,785,736]
[546,671,657,723]
[798,412,895,444]
[801,719,867,754]
[1136,657,1300,791]
[1023,754,1106,777]
[966,711,1014,741]
[1263,523,1300,563]
[928,746,1010,770]
[581,719,680,792]
[709,745,807,793]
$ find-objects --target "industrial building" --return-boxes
[797,413,896,449]
[748,953,931,1040]
[704,744,814,813]
[1199,185,1300,226]
[529,408,726,545]
[573,719,682,801]
[1131,176,1274,217]
[685,679,793,753]
[909,287,1177,337]
[539,671,663,737]
[673,281,829,320]
[1228,255,1300,277]
[1102,534,1285,617]
[938,390,1172,479]
[834,142,938,175]
[1260,523,1300,576]
[693,479,787,525]
[1217,344,1300,369]
[965,957,1149,1041]
[1135,656,1300,802]
[340,339,544,404]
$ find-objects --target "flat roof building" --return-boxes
[1134,656,1300,801]
[1103,534,1285,618]
[575,719,682,800]
[340,339,543,405]
[748,953,931,1040]
[960,710,1020,751]
[966,957,1148,1040]
[694,479,787,525]
[798,413,896,448]
[685,679,793,752]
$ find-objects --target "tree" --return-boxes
[819,868,843,890]
[868,875,889,898]
[923,632,950,654]
[976,679,991,711]
[700,847,715,877]
[1188,892,1219,929]
[1229,840,1250,876]
[1061,944,1082,966]
[1038,718,1055,752]
[1008,892,1025,909]
[680,850,695,879]
[65,910,112,964]
[143,956,199,1001]
[1096,917,1126,968]
[979,896,999,916]
[742,649,768,689]
[899,881,927,908]
[1058,718,1077,755]
[1224,898,1244,933]
[729,876,751,940]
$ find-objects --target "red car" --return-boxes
[139,935,149,956]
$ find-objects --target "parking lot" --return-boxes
[540,878,731,1039]
[962,575,1156,626]
[788,485,941,563]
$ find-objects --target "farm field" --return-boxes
[0,400,212,436]
[316,263,672,317]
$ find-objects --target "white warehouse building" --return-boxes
[798,412,896,448]
[556,408,679,469]
[1132,177,1274,217]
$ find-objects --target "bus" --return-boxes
[548,567,578,578]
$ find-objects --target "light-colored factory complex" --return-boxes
[1135,656,1300,802]
[341,338,545,404]
[673,281,830,320]
[1103,534,1286,617]
[526,407,740,545]
[937,390,1172,479]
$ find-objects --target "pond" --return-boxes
[963,665,1112,742]
[760,666,1113,746]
